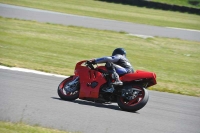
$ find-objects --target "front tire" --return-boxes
[57,76,79,101]
[117,86,149,112]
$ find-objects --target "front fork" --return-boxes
[64,76,79,92]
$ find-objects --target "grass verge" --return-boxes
[0,17,200,97]
[0,121,74,133]
[0,0,200,30]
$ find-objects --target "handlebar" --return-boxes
[85,61,95,70]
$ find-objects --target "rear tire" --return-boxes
[117,86,149,112]
[57,76,79,101]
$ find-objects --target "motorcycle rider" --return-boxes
[88,48,134,92]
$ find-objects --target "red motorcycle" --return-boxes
[58,60,156,112]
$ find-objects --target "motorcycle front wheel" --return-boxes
[57,76,79,101]
[117,86,149,112]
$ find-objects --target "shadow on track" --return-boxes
[51,97,139,113]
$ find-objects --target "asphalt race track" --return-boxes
[0,68,200,133]
[0,3,200,133]
[0,3,200,42]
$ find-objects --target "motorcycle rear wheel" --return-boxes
[57,76,79,101]
[117,86,149,112]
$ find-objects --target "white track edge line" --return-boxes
[0,65,68,78]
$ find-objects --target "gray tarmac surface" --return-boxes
[0,3,200,42]
[0,69,200,133]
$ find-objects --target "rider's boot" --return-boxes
[103,72,123,93]
[111,72,123,86]
[103,62,122,92]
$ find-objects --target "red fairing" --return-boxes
[96,66,107,71]
[120,70,157,87]
[74,61,107,99]
[74,60,87,76]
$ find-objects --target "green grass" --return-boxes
[152,0,200,8]
[0,0,200,30]
[0,17,200,97]
[0,121,74,133]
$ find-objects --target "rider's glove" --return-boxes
[87,59,96,65]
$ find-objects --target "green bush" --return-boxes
[188,0,200,5]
